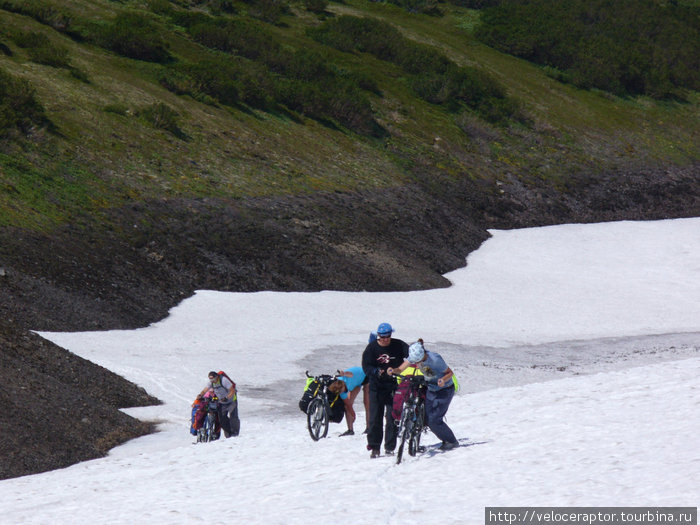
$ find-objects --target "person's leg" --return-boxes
[338,399,356,435]
[425,388,457,445]
[363,384,370,431]
[382,388,398,452]
[217,403,232,437]
[366,387,384,452]
[227,400,240,437]
[347,385,361,405]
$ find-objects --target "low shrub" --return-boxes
[12,32,71,68]
[147,0,175,16]
[0,0,72,33]
[0,69,48,137]
[85,12,172,63]
[161,56,276,109]
[310,15,520,124]
[303,0,328,14]
[68,67,90,83]
[137,102,185,138]
[183,18,383,134]
[476,0,700,98]
[243,0,289,24]
[388,0,441,15]
[103,103,129,116]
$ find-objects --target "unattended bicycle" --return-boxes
[303,371,343,441]
[395,375,427,464]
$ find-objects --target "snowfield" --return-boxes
[1,218,698,524]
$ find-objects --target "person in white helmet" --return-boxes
[389,339,458,451]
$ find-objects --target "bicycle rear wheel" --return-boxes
[307,397,329,441]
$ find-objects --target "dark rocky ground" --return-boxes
[0,319,158,480]
[0,163,698,480]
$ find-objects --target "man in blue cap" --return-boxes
[361,322,408,458]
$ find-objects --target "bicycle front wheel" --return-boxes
[307,397,329,441]
[202,414,215,442]
[396,417,412,464]
[408,423,422,456]
[409,404,425,456]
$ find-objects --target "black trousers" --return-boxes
[367,384,397,451]
[217,400,240,437]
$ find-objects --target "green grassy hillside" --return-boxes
[1,0,697,233]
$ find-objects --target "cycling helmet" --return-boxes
[407,341,425,363]
[377,322,393,336]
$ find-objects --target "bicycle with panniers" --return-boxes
[395,374,427,464]
[301,371,344,441]
[197,395,221,443]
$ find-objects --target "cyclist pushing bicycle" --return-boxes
[388,339,459,452]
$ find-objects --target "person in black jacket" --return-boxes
[361,322,409,458]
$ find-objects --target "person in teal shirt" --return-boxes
[329,366,369,436]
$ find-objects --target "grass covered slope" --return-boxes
[0,0,698,331]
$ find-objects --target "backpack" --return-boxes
[217,371,237,400]
[298,379,345,423]
[392,369,426,421]
[327,392,345,423]
[299,378,318,413]
[190,399,204,435]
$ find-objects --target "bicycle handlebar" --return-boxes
[305,370,340,384]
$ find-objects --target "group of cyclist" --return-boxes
[192,371,240,440]
[191,321,457,458]
[362,322,458,458]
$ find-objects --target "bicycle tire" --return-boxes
[208,413,217,441]
[409,404,425,456]
[396,414,412,464]
[408,425,421,456]
[307,397,329,441]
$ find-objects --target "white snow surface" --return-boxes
[2,218,699,524]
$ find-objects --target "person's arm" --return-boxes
[362,346,381,379]
[437,367,454,388]
[387,360,410,376]
[192,386,208,406]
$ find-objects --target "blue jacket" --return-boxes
[416,350,454,392]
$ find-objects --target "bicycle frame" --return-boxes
[396,376,426,463]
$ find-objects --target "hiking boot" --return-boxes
[370,449,380,459]
[417,446,426,453]
[339,429,354,437]
[439,441,459,451]
[384,449,395,456]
